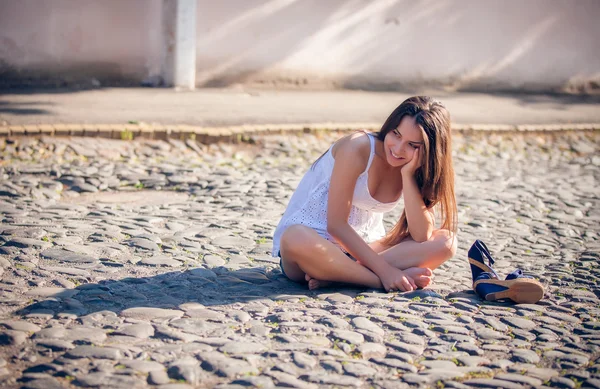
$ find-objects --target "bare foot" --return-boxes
[305,274,333,290]
[402,267,433,289]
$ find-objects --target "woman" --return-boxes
[272,96,458,292]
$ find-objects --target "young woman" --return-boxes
[272,96,457,292]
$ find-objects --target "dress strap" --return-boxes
[364,132,375,173]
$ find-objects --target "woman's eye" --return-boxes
[411,144,419,149]
[394,130,401,137]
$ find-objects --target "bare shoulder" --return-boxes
[331,131,372,167]
[329,131,372,187]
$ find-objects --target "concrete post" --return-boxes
[162,0,197,89]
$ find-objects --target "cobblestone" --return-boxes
[0,131,598,388]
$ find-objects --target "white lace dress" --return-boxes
[272,132,401,256]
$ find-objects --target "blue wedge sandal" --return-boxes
[468,241,544,304]
[468,240,499,280]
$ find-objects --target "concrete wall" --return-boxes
[0,0,163,86]
[1,0,599,92]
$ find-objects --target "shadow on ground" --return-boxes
[0,101,54,116]
[16,265,464,319]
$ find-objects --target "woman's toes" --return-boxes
[404,267,428,278]
[402,267,433,288]
[307,278,334,290]
[308,279,320,290]
[415,267,432,277]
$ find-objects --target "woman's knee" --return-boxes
[280,224,315,258]
[431,229,457,260]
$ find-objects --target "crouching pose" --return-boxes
[272,96,458,292]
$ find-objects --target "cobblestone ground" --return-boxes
[0,131,599,389]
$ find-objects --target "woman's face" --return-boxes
[383,115,424,168]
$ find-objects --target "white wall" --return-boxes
[194,0,600,92]
[0,0,163,84]
[1,0,599,92]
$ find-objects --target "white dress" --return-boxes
[272,132,401,256]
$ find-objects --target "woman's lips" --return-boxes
[391,149,403,159]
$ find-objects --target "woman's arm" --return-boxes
[327,135,417,292]
[401,148,434,242]
[369,239,390,254]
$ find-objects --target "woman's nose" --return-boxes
[394,143,406,155]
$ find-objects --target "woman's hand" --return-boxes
[378,265,417,292]
[400,148,422,177]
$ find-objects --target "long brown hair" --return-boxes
[379,96,457,246]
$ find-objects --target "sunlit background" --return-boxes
[1,0,599,94]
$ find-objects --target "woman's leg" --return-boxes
[376,229,457,270]
[366,229,456,288]
[280,224,383,289]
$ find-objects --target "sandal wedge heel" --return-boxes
[469,241,545,304]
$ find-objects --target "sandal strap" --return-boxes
[506,269,523,280]
[473,278,505,288]
[505,269,535,280]
[475,240,495,268]
[469,257,499,278]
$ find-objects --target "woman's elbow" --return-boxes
[327,222,344,239]
[412,229,433,243]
